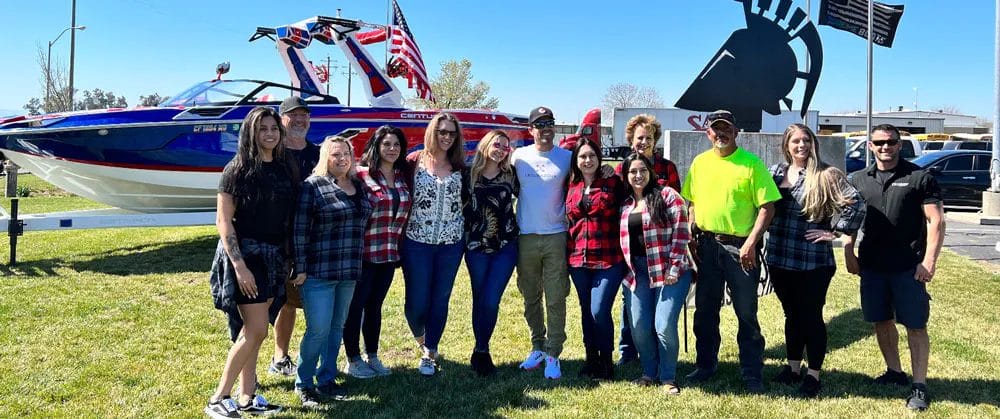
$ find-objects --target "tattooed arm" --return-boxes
[216,192,257,298]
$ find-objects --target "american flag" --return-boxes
[388,0,434,102]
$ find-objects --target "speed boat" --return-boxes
[0,15,531,213]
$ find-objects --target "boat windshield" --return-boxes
[160,80,266,107]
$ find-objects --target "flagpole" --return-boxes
[804,0,811,128]
[992,0,1000,192]
[865,0,874,167]
[385,0,391,69]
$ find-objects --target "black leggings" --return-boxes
[768,265,835,370]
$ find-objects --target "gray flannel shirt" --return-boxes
[765,163,866,271]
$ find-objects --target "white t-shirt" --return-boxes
[512,145,572,234]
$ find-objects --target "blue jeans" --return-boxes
[296,279,356,389]
[400,238,465,352]
[343,261,397,359]
[693,236,765,381]
[465,242,518,352]
[569,262,624,354]
[624,257,692,382]
[619,293,637,359]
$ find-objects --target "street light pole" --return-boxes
[69,0,78,111]
[46,25,86,111]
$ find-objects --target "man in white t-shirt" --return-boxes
[511,106,572,380]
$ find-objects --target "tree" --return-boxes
[22,46,129,114]
[409,59,499,110]
[138,93,165,107]
[601,83,664,116]
[76,89,128,110]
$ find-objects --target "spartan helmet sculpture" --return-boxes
[675,0,823,132]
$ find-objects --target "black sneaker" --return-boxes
[480,352,497,376]
[317,382,347,401]
[237,394,282,415]
[873,369,909,386]
[685,368,715,384]
[471,352,495,377]
[204,396,241,419]
[295,387,322,409]
[744,378,766,394]
[906,384,931,411]
[772,365,803,385]
[798,374,821,398]
[268,355,297,376]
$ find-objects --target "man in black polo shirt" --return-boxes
[845,124,944,411]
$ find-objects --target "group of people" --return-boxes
[204,99,944,417]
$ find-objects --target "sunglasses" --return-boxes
[531,120,555,129]
[436,129,458,137]
[491,142,512,151]
[870,139,900,147]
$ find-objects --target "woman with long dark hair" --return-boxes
[464,129,519,376]
[766,124,865,397]
[619,153,691,395]
[565,138,624,380]
[207,106,297,417]
[341,125,412,379]
[401,112,468,376]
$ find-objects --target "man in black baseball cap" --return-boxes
[279,96,311,115]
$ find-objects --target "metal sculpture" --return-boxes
[675,0,823,132]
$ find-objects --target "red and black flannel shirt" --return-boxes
[619,186,691,290]
[358,167,412,264]
[615,153,681,191]
[566,174,625,269]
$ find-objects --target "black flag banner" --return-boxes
[819,0,904,47]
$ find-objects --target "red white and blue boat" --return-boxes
[0,15,531,213]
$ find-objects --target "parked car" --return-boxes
[845,135,922,173]
[933,140,991,153]
[911,150,993,207]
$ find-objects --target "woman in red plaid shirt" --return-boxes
[341,125,412,379]
[614,114,681,366]
[619,153,692,395]
[565,138,625,380]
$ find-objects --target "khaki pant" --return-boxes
[516,233,570,358]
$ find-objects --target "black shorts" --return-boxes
[233,254,281,305]
[860,267,930,329]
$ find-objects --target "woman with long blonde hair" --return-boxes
[291,136,373,406]
[463,129,519,376]
[400,112,469,376]
[765,124,866,397]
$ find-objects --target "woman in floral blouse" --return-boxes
[463,129,519,376]
[401,112,469,376]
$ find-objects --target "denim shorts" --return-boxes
[860,267,930,329]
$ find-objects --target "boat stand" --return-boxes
[2,204,216,266]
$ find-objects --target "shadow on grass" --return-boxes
[5,235,216,277]
[261,358,606,417]
[764,308,872,360]
[685,361,999,407]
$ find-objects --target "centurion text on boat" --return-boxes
[0,15,532,213]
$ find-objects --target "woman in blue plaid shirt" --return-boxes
[765,124,866,397]
[290,136,373,407]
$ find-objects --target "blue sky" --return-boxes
[1,0,995,123]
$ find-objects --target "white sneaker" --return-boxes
[343,358,378,379]
[418,356,437,376]
[519,350,547,370]
[544,356,562,379]
[366,354,391,376]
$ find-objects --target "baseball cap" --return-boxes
[528,106,555,124]
[279,96,311,114]
[706,110,735,126]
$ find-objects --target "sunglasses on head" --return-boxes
[870,139,900,147]
[532,120,555,129]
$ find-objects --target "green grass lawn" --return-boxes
[1,181,998,417]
